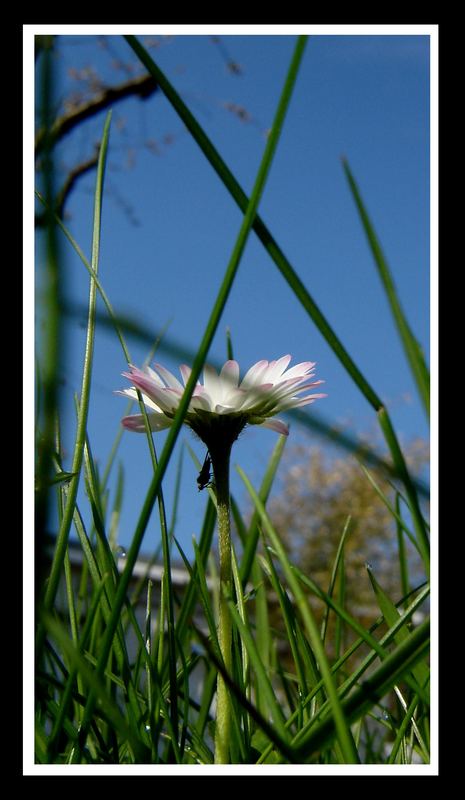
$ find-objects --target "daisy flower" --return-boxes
[116,354,326,451]
[116,352,325,765]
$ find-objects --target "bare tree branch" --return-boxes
[35,73,158,155]
[35,149,101,227]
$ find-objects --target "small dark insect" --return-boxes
[197,452,212,491]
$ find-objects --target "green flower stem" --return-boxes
[210,443,233,764]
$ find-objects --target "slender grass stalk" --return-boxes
[240,433,287,586]
[293,617,430,761]
[320,515,351,646]
[210,443,233,763]
[342,157,430,418]
[36,112,112,659]
[396,493,410,598]
[238,466,360,764]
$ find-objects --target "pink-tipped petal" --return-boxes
[259,417,289,436]
[263,354,292,383]
[280,361,316,381]
[203,364,221,403]
[122,413,172,433]
[153,363,184,392]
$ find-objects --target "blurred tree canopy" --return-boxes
[265,434,429,654]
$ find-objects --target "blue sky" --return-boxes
[34,29,433,558]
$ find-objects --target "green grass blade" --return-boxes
[257,583,429,764]
[37,112,112,649]
[396,493,411,598]
[41,612,150,763]
[342,157,430,418]
[320,515,351,646]
[224,592,289,743]
[377,407,430,572]
[239,433,287,586]
[237,466,360,764]
[45,573,110,761]
[259,550,314,716]
[387,692,429,764]
[35,190,132,365]
[358,461,421,555]
[293,617,430,761]
[366,564,430,691]
[175,494,217,647]
[191,623,297,763]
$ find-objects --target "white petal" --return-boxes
[215,403,237,414]
[219,387,248,411]
[262,354,292,384]
[280,361,316,381]
[128,371,180,413]
[258,417,289,436]
[220,359,240,388]
[277,393,327,412]
[238,383,274,412]
[203,364,222,405]
[115,387,164,413]
[121,412,172,432]
[145,365,165,386]
[153,362,184,392]
[179,364,192,386]
[240,359,269,390]
[190,393,213,412]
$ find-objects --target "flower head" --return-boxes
[116,355,326,451]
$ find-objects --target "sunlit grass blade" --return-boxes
[320,515,351,646]
[358,461,422,556]
[293,617,430,761]
[342,157,430,418]
[229,543,252,761]
[377,408,429,572]
[239,433,287,586]
[387,692,430,764]
[258,549,315,721]
[396,493,411,598]
[237,465,360,764]
[256,582,429,764]
[366,563,430,691]
[35,191,132,365]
